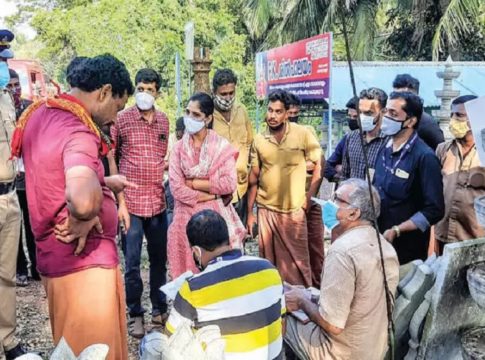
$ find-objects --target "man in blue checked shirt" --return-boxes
[374,91,445,264]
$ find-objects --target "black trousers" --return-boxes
[233,193,248,226]
[121,212,168,317]
[16,189,39,279]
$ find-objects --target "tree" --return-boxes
[243,0,380,60]
[385,0,484,60]
[241,0,485,61]
[242,0,384,61]
[10,0,257,124]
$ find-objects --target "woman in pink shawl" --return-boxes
[168,92,246,278]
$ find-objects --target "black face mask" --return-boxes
[268,122,286,132]
[347,118,359,131]
[288,116,299,123]
[192,248,204,271]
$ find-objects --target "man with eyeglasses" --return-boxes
[284,178,399,360]
[111,68,170,338]
[373,91,444,264]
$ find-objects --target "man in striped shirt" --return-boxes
[166,209,285,359]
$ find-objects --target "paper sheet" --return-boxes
[465,96,485,166]
[160,271,193,300]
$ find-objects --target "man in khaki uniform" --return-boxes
[212,69,253,224]
[284,179,399,360]
[435,95,485,253]
[0,29,26,360]
[247,90,322,287]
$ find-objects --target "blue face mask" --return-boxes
[0,61,10,89]
[322,201,340,231]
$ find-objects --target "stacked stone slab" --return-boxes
[391,257,437,359]
[417,238,485,359]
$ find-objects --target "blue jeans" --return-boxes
[122,212,168,317]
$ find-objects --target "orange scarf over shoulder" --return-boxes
[10,94,111,159]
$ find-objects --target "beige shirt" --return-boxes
[251,122,321,213]
[213,103,253,201]
[318,225,399,360]
[435,140,485,243]
[0,90,17,183]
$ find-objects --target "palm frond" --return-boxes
[322,0,343,31]
[431,0,481,59]
[241,0,272,40]
[263,0,326,48]
[350,1,379,60]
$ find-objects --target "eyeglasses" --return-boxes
[332,193,355,208]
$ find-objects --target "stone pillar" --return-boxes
[191,47,212,94]
[432,56,460,140]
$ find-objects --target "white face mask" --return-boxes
[360,114,377,132]
[135,91,155,111]
[184,116,205,135]
[381,116,405,136]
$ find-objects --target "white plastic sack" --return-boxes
[49,337,109,360]
[139,323,225,360]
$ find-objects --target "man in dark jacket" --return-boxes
[393,74,444,150]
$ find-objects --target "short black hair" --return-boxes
[393,74,420,94]
[452,95,478,106]
[135,68,162,92]
[389,91,423,128]
[345,96,359,110]
[8,68,18,79]
[212,68,237,92]
[189,92,214,117]
[268,89,290,110]
[66,56,88,81]
[186,210,230,251]
[66,54,134,98]
[359,87,388,109]
[176,116,185,131]
[287,92,302,108]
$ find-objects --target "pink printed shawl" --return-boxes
[179,130,246,247]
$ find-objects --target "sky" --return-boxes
[0,0,36,39]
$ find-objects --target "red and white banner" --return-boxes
[256,33,332,101]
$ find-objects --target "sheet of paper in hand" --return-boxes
[465,96,485,166]
[160,271,193,301]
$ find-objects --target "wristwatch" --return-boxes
[392,225,401,237]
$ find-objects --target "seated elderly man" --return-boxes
[166,209,285,360]
[284,178,399,360]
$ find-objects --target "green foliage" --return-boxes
[12,0,256,126]
[382,0,485,61]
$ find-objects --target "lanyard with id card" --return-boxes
[382,133,418,177]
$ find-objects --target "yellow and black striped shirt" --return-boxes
[166,249,285,359]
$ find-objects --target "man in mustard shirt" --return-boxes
[212,69,253,225]
[247,90,322,287]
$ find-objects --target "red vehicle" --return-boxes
[7,59,59,101]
